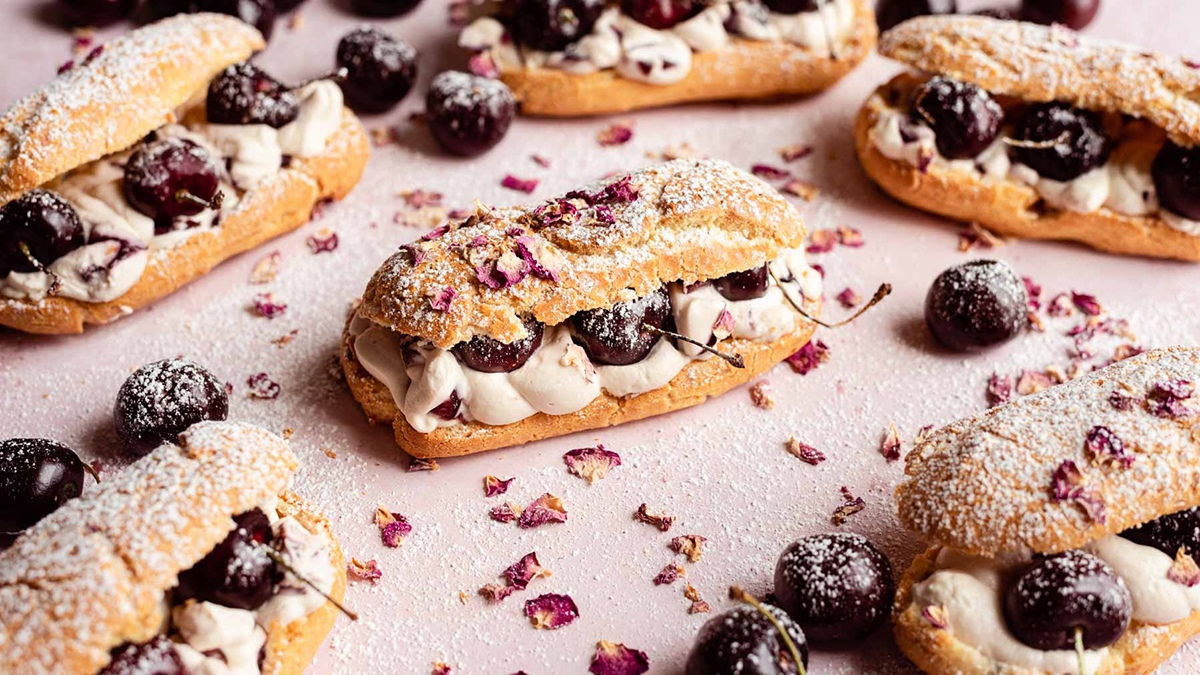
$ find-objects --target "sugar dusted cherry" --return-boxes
[1004,551,1131,650]
[876,0,958,32]
[98,636,187,675]
[0,438,89,534]
[1121,507,1200,559]
[114,358,230,457]
[123,138,222,221]
[177,508,279,610]
[685,604,809,675]
[913,76,1003,159]
[336,27,419,113]
[925,259,1028,352]
[426,72,516,157]
[454,316,545,373]
[206,61,300,128]
[622,0,703,29]
[713,264,769,301]
[205,0,277,41]
[1011,102,1111,182]
[1152,140,1200,221]
[0,189,85,274]
[572,287,671,366]
[1020,0,1099,29]
[510,0,605,52]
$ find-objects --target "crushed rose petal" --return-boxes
[1047,293,1075,317]
[806,229,837,253]
[785,437,825,465]
[593,204,616,225]
[249,251,282,283]
[958,222,1003,252]
[751,164,791,181]
[915,424,935,444]
[490,502,523,523]
[836,287,861,308]
[1023,276,1042,310]
[1016,370,1054,396]
[432,662,451,675]
[987,373,1012,407]
[502,175,539,193]
[786,340,829,375]
[1051,460,1107,523]
[401,189,444,207]
[837,226,864,247]
[589,640,650,675]
[306,228,339,254]
[922,605,949,629]
[430,287,458,312]
[408,457,439,472]
[712,308,735,340]
[832,486,865,525]
[1168,548,1200,587]
[1085,425,1134,468]
[634,503,674,532]
[505,551,551,589]
[598,120,634,146]
[246,373,280,399]
[525,593,579,630]
[1071,291,1104,316]
[654,564,684,586]
[563,445,622,484]
[480,583,517,602]
[779,144,814,162]
[532,154,551,168]
[749,379,775,410]
[880,423,902,462]
[251,292,287,319]
[348,557,382,582]
[519,493,568,528]
[469,51,499,78]
[670,534,707,563]
[515,236,561,282]
[1109,390,1138,410]
[484,475,515,497]
[420,223,451,241]
[374,507,413,547]
[1147,379,1195,419]
[781,179,819,201]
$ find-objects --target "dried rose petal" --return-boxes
[251,292,287,319]
[515,236,561,282]
[401,189,444,207]
[480,583,517,602]
[348,557,382,582]
[532,154,551,168]
[593,204,616,225]
[563,445,622,484]
[1147,380,1195,419]
[832,486,865,525]
[712,308,735,341]
[781,179,819,201]
[469,51,499,78]
[504,552,551,589]
[374,507,413,547]
[836,287,861,308]
[490,502,523,523]
[806,229,837,253]
[634,503,674,532]
[525,593,579,630]
[408,457,439,472]
[785,340,829,375]
[432,662,451,675]
[1051,460,1107,523]
[670,534,707,563]
[249,251,281,284]
[837,226,864,247]
[502,175,539,193]
[915,425,934,444]
[749,380,775,410]
[1169,548,1200,587]
[957,222,1001,252]
[1023,276,1042,309]
[484,475,515,497]
[594,176,639,205]
[916,145,934,173]
[987,373,1012,407]
[751,164,791,181]
[421,223,451,241]
[1048,293,1074,317]
[922,605,949,629]
[400,243,428,267]
[1086,425,1134,468]
[654,564,684,586]
[779,144,813,162]
[430,287,458,312]
[1071,291,1104,316]
[689,598,712,614]
[307,228,339,254]
[1112,344,1145,363]
[519,493,568,529]
[589,640,649,675]
[598,121,634,146]
[1016,370,1054,396]
[476,251,530,290]
[785,437,825,465]
[246,373,280,400]
[880,423,902,462]
[534,199,580,227]
[1109,391,1137,410]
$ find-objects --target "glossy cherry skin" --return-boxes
[114,358,230,457]
[714,264,769,301]
[572,287,671,366]
[773,533,895,642]
[763,0,820,14]
[58,0,138,26]
[1020,0,1099,29]
[177,508,279,610]
[621,0,703,29]
[510,0,606,52]
[974,6,1019,18]
[336,27,419,114]
[0,189,85,274]
[206,0,277,41]
[1011,102,1111,182]
[1152,140,1200,221]
[876,0,958,32]
[925,259,1028,352]
[685,604,809,675]
[0,439,88,534]
[206,62,299,128]
[426,71,516,157]
[1121,507,1200,559]
[98,636,187,675]
[1003,550,1132,650]
[454,316,545,373]
[123,138,222,221]
[913,76,1003,159]
[350,0,422,17]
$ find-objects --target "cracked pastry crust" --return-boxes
[896,347,1200,559]
[0,421,345,675]
[854,73,1200,261]
[498,0,877,117]
[0,13,370,334]
[893,546,1200,675]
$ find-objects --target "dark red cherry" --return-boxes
[1121,507,1200,560]
[206,62,300,128]
[0,189,85,273]
[177,508,279,610]
[275,0,307,10]
[510,0,605,52]
[622,0,702,29]
[1020,0,1099,29]
[431,390,463,420]
[924,259,1028,352]
[336,27,418,114]
[573,287,671,366]
[58,0,138,26]
[1003,550,1131,650]
[123,138,222,222]
[350,0,422,16]
[148,0,201,17]
[0,439,88,534]
[204,0,277,41]
[685,604,809,675]
[763,0,819,13]
[876,0,958,32]
[426,72,516,158]
[99,636,187,675]
[1011,102,1111,181]
[1152,140,1200,221]
[974,6,1019,18]
[773,533,895,642]
[713,264,769,301]
[454,316,545,373]
[913,76,1003,159]
[114,358,230,458]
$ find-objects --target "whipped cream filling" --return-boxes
[170,504,335,675]
[915,536,1200,675]
[0,80,343,305]
[351,249,821,433]
[460,0,855,86]
[868,98,1197,235]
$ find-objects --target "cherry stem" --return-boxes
[255,542,358,622]
[1003,131,1071,150]
[17,242,61,296]
[816,0,840,62]
[1074,627,1085,675]
[640,323,746,369]
[175,188,224,211]
[729,586,807,675]
[769,268,891,328]
[81,461,101,483]
[296,67,349,90]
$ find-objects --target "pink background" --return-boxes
[2,1,1199,673]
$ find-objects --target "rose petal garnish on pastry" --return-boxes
[893,347,1200,675]
[456,0,879,116]
[0,13,369,334]
[856,15,1200,261]
[0,420,347,675]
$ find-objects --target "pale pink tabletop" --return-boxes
[2,1,1198,673]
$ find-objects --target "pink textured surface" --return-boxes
[1,2,1198,674]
